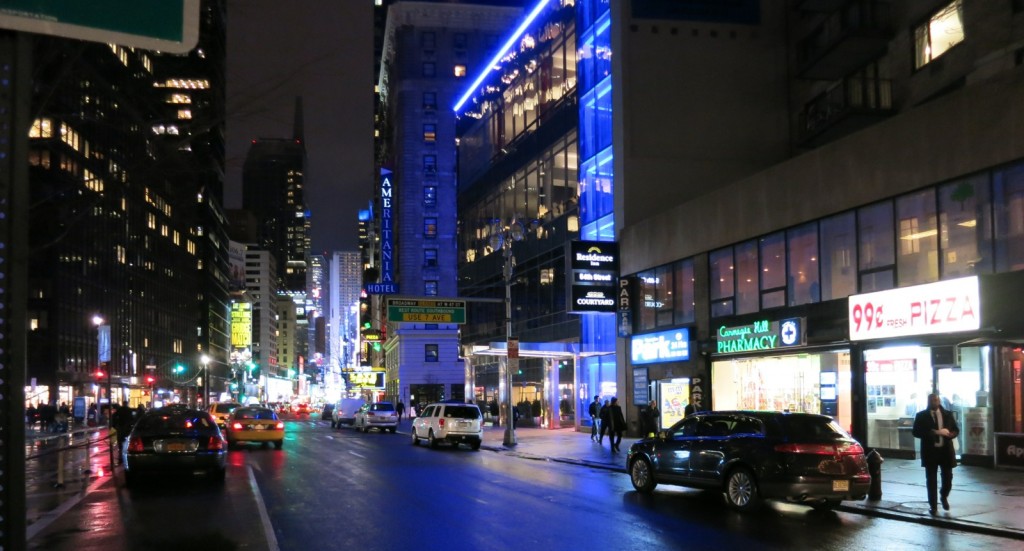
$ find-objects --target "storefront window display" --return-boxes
[712,351,852,431]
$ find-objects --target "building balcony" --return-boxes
[798,77,893,147]
[797,0,891,80]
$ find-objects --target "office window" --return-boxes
[994,162,1024,271]
[858,202,895,292]
[709,248,734,317]
[421,31,436,49]
[424,217,438,238]
[897,189,939,286]
[422,62,436,77]
[734,240,758,315]
[424,248,438,267]
[423,154,437,174]
[788,222,820,305]
[454,65,467,77]
[914,0,964,69]
[760,232,786,308]
[423,92,437,110]
[424,280,438,296]
[453,33,467,49]
[425,344,439,362]
[940,174,993,278]
[673,258,695,324]
[820,212,857,300]
[423,123,436,143]
[423,185,437,207]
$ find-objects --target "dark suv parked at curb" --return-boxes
[626,411,870,511]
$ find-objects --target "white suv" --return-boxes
[411,402,483,450]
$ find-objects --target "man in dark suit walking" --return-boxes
[912,393,959,515]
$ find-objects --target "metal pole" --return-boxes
[503,247,517,446]
[107,373,114,472]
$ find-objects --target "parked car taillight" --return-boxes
[438,418,445,428]
[774,442,865,456]
[208,435,224,451]
[127,436,144,453]
[367,411,375,417]
[276,422,285,430]
[232,422,243,430]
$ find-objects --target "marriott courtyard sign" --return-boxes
[716,318,805,355]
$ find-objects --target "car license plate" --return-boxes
[167,442,187,452]
[832,480,849,492]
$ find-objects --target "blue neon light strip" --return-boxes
[452,0,553,113]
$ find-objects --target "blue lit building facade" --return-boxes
[456,0,617,429]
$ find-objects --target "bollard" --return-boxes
[866,449,883,501]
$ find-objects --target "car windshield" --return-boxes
[137,412,213,431]
[369,403,394,411]
[781,416,851,441]
[233,408,278,421]
[444,406,480,419]
[213,403,240,413]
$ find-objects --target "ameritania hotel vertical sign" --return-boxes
[368,168,398,294]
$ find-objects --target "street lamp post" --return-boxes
[92,315,114,472]
[200,354,210,407]
[488,218,531,447]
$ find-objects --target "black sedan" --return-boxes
[122,405,227,487]
[626,411,870,511]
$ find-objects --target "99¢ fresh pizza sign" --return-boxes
[848,276,980,341]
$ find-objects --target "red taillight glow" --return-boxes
[367,412,375,417]
[208,436,224,451]
[232,422,243,430]
[774,442,865,456]
[186,420,193,429]
[276,422,284,430]
[438,418,445,428]
[127,437,144,453]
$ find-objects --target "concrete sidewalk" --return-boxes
[478,423,1024,540]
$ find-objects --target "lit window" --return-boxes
[454,65,467,77]
[29,118,53,139]
[177,109,192,120]
[423,186,437,207]
[425,343,439,361]
[914,0,964,69]
[424,217,438,238]
[423,124,436,142]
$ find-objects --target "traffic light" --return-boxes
[287,367,297,378]
[145,375,155,384]
[94,369,106,379]
[173,363,185,374]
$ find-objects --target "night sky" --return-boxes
[225,1,374,253]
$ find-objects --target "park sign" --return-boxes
[0,1,200,54]
[387,299,466,324]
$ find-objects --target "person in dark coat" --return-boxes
[598,399,610,445]
[642,400,660,437]
[912,393,960,514]
[396,401,405,423]
[608,397,626,452]
[589,396,601,442]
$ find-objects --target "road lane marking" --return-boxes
[26,471,111,541]
[248,464,280,551]
[348,450,365,459]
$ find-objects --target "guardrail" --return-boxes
[26,426,117,488]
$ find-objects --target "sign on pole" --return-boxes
[0,0,200,53]
[387,299,466,324]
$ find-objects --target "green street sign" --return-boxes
[387,299,466,324]
[0,0,200,53]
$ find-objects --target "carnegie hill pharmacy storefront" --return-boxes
[711,314,855,434]
[849,275,1024,466]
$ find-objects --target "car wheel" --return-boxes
[630,458,657,493]
[330,421,336,429]
[428,430,439,449]
[411,429,419,445]
[274,440,283,450]
[724,468,759,511]
[390,427,397,434]
[470,441,481,451]
[811,499,841,511]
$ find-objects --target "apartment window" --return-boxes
[760,232,786,309]
[709,248,734,317]
[424,217,438,238]
[454,65,467,78]
[453,33,467,49]
[423,92,437,110]
[820,212,857,300]
[672,258,695,324]
[424,280,439,296]
[897,189,939,286]
[423,123,436,143]
[421,31,436,49]
[787,222,820,305]
[425,344,439,362]
[914,0,964,70]
[422,62,436,78]
[423,154,437,174]
[424,248,438,267]
[858,202,895,292]
[423,185,437,207]
[734,240,758,314]
[994,161,1024,271]
[940,175,993,278]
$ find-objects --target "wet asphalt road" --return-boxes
[28,419,1022,550]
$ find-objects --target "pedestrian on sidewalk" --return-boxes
[608,397,626,452]
[912,393,959,515]
[396,401,405,423]
[589,396,601,441]
[598,399,610,444]
[642,400,660,437]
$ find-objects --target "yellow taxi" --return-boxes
[208,401,241,429]
[224,406,285,449]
